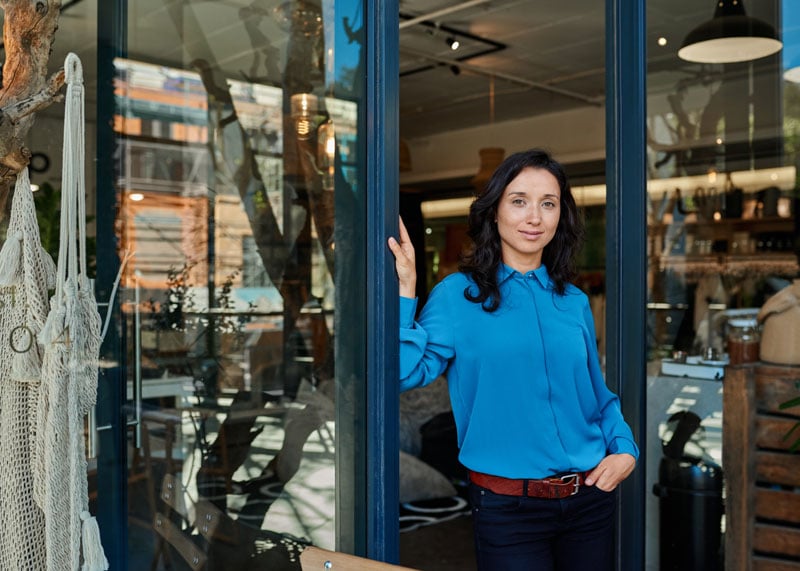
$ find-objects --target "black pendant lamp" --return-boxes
[678,0,782,64]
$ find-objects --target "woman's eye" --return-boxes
[512,199,525,206]
[542,201,556,208]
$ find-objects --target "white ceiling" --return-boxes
[396,0,771,139]
[2,0,787,141]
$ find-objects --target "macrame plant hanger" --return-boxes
[36,52,108,571]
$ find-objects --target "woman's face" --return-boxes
[495,167,561,273]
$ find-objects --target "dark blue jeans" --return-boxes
[469,482,617,571]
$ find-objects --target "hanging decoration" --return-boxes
[35,52,108,571]
[0,167,54,569]
[0,52,110,571]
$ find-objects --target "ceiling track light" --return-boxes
[678,0,782,64]
[446,36,460,51]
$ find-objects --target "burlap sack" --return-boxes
[758,279,800,365]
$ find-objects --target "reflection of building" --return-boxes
[113,58,348,309]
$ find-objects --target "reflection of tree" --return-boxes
[164,1,363,538]
[783,83,800,158]
[648,77,722,176]
[238,4,282,83]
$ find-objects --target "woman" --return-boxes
[388,149,638,571]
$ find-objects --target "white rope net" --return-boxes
[0,168,52,570]
[0,52,107,571]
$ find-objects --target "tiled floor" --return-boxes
[646,373,724,570]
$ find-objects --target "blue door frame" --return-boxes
[365,0,401,563]
[95,1,127,569]
[605,1,647,569]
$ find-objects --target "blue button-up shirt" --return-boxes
[400,264,639,479]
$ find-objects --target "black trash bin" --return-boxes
[652,411,724,571]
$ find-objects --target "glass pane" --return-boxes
[114,1,366,568]
[647,1,797,569]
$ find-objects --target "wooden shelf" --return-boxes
[649,215,794,234]
[658,252,799,278]
[650,214,797,279]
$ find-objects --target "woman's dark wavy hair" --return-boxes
[458,148,585,311]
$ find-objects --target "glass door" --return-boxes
[94,1,370,568]
[645,1,798,569]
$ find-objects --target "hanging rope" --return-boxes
[37,52,108,571]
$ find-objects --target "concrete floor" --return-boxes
[400,515,476,571]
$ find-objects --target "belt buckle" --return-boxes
[560,473,581,496]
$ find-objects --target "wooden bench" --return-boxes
[724,363,800,571]
[300,546,419,571]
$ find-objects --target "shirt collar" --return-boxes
[498,263,552,288]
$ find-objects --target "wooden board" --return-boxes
[753,523,800,558]
[755,488,800,525]
[755,451,800,488]
[756,416,800,451]
[300,546,420,571]
[753,555,800,571]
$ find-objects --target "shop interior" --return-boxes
[397,1,798,569]
[1,0,798,570]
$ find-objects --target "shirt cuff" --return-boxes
[399,296,418,328]
[608,437,640,460]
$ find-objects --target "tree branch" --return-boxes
[0,0,62,219]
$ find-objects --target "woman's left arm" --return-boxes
[580,298,639,490]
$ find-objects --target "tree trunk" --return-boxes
[0,0,65,220]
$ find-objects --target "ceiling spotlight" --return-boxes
[446,36,460,51]
[678,0,782,64]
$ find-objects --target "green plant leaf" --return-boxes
[779,395,800,410]
[784,422,800,452]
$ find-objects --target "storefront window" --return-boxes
[109,1,367,567]
[646,1,799,568]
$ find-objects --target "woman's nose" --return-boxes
[526,207,541,224]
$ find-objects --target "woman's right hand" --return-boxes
[387,217,417,298]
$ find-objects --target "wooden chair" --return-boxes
[300,546,419,571]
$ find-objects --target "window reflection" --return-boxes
[646,2,798,569]
[115,0,363,561]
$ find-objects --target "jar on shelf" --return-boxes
[727,318,760,365]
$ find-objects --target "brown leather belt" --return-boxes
[469,470,591,499]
